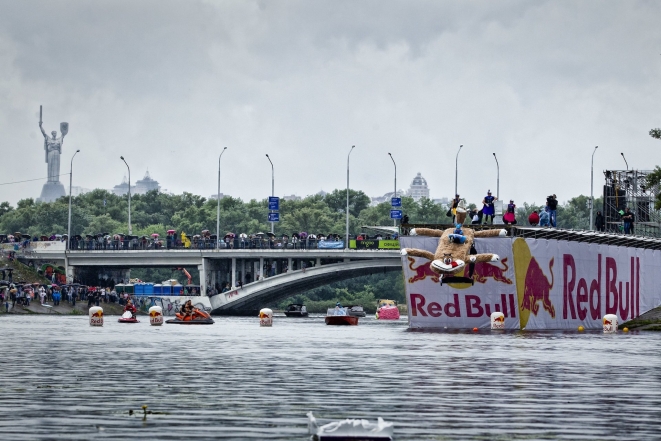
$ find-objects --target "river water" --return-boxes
[1,315,660,440]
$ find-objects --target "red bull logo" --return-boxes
[493,315,505,323]
[513,238,556,328]
[149,310,162,317]
[91,310,103,318]
[464,258,512,285]
[407,257,440,284]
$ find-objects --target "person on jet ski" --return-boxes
[124,299,137,319]
[181,299,195,320]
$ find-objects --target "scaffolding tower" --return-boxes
[603,170,661,237]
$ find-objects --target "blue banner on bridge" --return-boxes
[318,240,345,249]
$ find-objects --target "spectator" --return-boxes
[503,200,517,225]
[451,194,460,223]
[595,211,605,232]
[482,190,497,224]
[622,207,634,235]
[528,210,540,226]
[539,206,550,227]
[471,209,483,225]
[547,194,558,227]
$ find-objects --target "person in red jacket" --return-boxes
[528,210,540,226]
[124,299,137,319]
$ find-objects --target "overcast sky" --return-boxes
[0,0,659,207]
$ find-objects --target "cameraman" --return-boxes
[546,194,558,228]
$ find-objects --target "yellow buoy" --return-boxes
[623,327,629,332]
[578,326,584,332]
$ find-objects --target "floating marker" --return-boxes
[259,308,273,327]
[149,306,163,326]
[603,314,618,333]
[490,312,505,330]
[89,306,103,327]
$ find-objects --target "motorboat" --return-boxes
[166,309,214,325]
[307,412,393,440]
[325,307,358,326]
[284,303,309,317]
[346,305,366,317]
[118,311,139,323]
[375,299,400,320]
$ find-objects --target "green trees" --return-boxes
[650,128,661,140]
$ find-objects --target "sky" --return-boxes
[0,0,659,207]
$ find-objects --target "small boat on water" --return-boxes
[375,299,400,320]
[166,309,214,325]
[307,412,393,440]
[284,303,309,317]
[118,311,139,323]
[325,307,359,326]
[346,305,366,317]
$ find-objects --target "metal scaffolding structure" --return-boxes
[603,170,661,237]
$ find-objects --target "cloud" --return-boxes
[0,0,659,210]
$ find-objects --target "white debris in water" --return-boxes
[307,412,394,439]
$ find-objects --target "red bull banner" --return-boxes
[400,236,661,330]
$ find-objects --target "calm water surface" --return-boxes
[1,315,660,440]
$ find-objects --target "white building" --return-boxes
[406,172,430,201]
[370,190,406,206]
[112,170,161,196]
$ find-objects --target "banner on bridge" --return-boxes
[400,236,661,330]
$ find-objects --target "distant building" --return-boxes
[283,194,302,201]
[112,170,161,196]
[316,190,328,197]
[70,186,91,197]
[134,170,160,195]
[406,172,430,201]
[209,193,230,201]
[370,190,406,206]
[112,176,133,196]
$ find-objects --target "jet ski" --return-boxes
[166,309,214,325]
[118,311,140,323]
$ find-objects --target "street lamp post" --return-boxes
[388,153,397,227]
[492,152,499,200]
[120,156,132,235]
[217,147,228,248]
[345,145,355,250]
[454,145,463,196]
[67,149,80,250]
[621,152,629,170]
[590,146,598,230]
[266,154,274,234]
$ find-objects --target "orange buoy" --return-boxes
[472,327,478,332]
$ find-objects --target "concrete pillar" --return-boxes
[231,258,236,289]
[316,257,321,267]
[242,259,246,284]
[199,258,208,297]
[259,258,264,281]
[288,257,293,273]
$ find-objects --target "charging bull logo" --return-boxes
[407,257,440,283]
[150,309,162,317]
[407,257,512,286]
[493,315,505,323]
[91,310,103,318]
[513,238,556,329]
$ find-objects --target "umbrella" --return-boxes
[224,232,235,238]
[292,232,299,238]
[239,233,248,239]
[55,234,62,239]
[193,234,201,239]
[266,232,275,237]
[201,229,210,234]
[51,284,58,288]
[299,232,308,238]
[255,232,265,237]
[151,233,160,238]
[167,229,176,234]
[309,234,317,239]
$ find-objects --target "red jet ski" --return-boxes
[166,309,214,325]
[118,310,140,323]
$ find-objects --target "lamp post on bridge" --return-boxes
[67,149,80,250]
[388,152,397,227]
[345,145,355,250]
[492,152,499,200]
[454,144,463,196]
[120,156,131,235]
[621,152,629,170]
[590,146,598,231]
[217,147,228,248]
[266,154,274,235]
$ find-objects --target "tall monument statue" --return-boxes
[37,105,68,202]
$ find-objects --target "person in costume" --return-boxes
[503,200,517,225]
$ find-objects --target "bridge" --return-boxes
[13,245,401,314]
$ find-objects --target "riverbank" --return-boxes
[621,306,661,331]
[2,301,130,316]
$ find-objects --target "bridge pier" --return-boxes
[199,258,208,296]
[231,258,237,289]
[288,257,292,273]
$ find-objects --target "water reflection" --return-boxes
[0,315,659,440]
